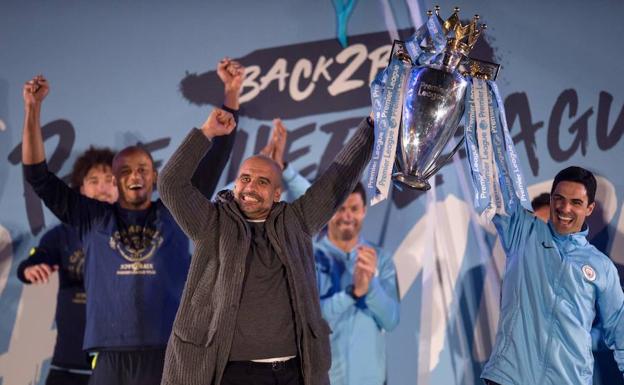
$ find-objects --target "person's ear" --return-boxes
[585,201,596,217]
[273,187,282,202]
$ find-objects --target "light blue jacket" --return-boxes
[315,236,400,385]
[283,167,400,385]
[482,201,624,385]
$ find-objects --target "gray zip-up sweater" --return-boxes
[157,117,374,385]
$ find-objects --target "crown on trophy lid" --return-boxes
[431,6,486,56]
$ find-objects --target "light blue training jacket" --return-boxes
[481,200,624,385]
[283,166,400,385]
[315,236,400,385]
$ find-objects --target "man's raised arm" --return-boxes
[192,58,244,199]
[21,76,108,232]
[22,75,47,165]
[291,115,375,235]
[158,108,235,240]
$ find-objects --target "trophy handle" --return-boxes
[422,135,466,180]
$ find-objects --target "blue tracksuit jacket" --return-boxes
[482,201,624,384]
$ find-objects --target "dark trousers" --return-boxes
[46,368,90,385]
[221,357,303,385]
[88,349,166,385]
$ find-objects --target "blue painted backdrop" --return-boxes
[1,0,623,384]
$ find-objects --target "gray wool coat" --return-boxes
[157,118,374,385]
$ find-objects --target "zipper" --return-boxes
[537,255,567,383]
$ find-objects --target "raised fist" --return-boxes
[23,75,49,106]
[201,108,236,139]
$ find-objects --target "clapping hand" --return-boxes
[259,118,287,170]
[352,245,378,297]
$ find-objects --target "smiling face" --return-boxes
[550,180,595,235]
[328,192,367,243]
[233,156,282,220]
[79,164,117,204]
[112,148,157,210]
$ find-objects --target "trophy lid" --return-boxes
[437,6,486,57]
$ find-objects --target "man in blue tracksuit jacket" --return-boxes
[479,166,624,385]
[283,164,400,385]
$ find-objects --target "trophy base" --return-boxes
[392,173,431,191]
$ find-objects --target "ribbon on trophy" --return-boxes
[366,15,446,205]
[491,81,530,209]
[404,14,447,66]
[464,78,530,219]
[367,54,409,206]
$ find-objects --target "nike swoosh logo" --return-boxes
[542,241,554,249]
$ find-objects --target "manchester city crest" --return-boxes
[582,264,596,282]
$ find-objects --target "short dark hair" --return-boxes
[113,145,155,168]
[351,182,367,207]
[551,166,597,204]
[70,146,115,189]
[531,193,550,211]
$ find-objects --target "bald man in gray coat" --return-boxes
[157,109,374,385]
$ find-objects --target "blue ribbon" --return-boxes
[366,56,410,205]
[488,83,513,215]
[463,82,489,213]
[366,70,387,201]
[463,78,531,217]
[489,81,531,210]
[404,15,446,66]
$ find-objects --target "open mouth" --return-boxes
[241,194,261,203]
[128,183,144,191]
[555,213,574,226]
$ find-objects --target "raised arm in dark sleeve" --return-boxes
[291,117,374,235]
[191,105,239,199]
[24,162,111,236]
[159,108,235,241]
[21,76,110,236]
